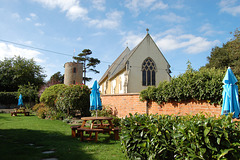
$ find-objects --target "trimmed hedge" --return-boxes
[120,113,240,160]
[0,92,18,105]
[140,68,225,105]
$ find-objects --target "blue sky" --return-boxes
[0,0,239,86]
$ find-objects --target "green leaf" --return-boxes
[204,127,211,137]
[217,149,234,160]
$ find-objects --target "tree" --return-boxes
[18,82,38,107]
[0,56,46,92]
[73,49,100,84]
[55,84,91,116]
[205,28,240,76]
[49,71,64,84]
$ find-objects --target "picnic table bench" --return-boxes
[77,127,120,142]
[70,117,120,142]
[11,111,30,116]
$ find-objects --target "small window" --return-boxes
[73,67,76,73]
[142,57,156,86]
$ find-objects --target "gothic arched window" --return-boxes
[142,57,156,86]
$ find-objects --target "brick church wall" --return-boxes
[101,93,222,118]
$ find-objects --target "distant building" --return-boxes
[99,31,171,94]
[64,62,83,85]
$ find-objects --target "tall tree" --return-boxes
[0,56,46,92]
[73,49,100,84]
[49,71,64,84]
[205,28,240,76]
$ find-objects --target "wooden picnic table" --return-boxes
[80,117,114,129]
[71,117,119,142]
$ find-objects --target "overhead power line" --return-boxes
[0,39,72,57]
[0,38,186,72]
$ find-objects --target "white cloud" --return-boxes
[156,12,187,23]
[92,0,106,11]
[124,0,157,15]
[35,23,45,27]
[156,34,220,54]
[121,32,144,49]
[12,13,22,21]
[91,32,105,36]
[219,0,240,16]
[0,42,45,63]
[76,37,82,41]
[25,13,38,21]
[89,11,123,29]
[33,0,88,20]
[151,1,168,10]
[30,13,37,19]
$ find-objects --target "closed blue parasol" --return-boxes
[221,67,240,118]
[90,80,102,117]
[18,94,24,106]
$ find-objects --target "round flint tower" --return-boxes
[64,62,83,85]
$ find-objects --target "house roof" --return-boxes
[99,33,170,84]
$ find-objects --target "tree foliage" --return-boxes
[120,113,240,160]
[0,56,46,92]
[55,84,91,116]
[205,27,240,76]
[49,71,64,84]
[40,84,67,108]
[18,82,39,105]
[73,49,100,84]
[140,66,225,105]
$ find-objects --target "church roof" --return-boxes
[99,47,130,83]
[99,33,170,84]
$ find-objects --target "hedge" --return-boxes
[0,92,18,105]
[140,68,225,105]
[120,113,240,160]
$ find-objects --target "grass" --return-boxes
[0,113,125,160]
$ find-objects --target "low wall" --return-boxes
[101,93,222,118]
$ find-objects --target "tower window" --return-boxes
[73,67,76,73]
[142,57,156,86]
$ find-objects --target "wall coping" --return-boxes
[101,93,140,97]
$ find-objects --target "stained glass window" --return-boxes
[142,57,156,86]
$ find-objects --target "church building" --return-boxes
[99,30,171,94]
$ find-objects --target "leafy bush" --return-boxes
[120,113,240,160]
[55,84,91,117]
[36,105,50,119]
[40,84,66,108]
[0,92,18,105]
[18,82,39,107]
[140,67,225,105]
[32,102,46,112]
[91,106,121,127]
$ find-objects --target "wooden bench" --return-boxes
[77,127,120,142]
[77,128,104,142]
[70,125,82,138]
[11,111,30,116]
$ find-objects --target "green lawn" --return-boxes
[0,113,125,160]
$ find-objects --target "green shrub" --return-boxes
[91,106,121,127]
[32,102,46,112]
[18,82,38,106]
[40,84,66,108]
[120,113,240,160]
[55,84,91,117]
[140,68,225,105]
[36,105,50,119]
[0,92,18,105]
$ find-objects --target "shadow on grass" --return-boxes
[0,129,94,160]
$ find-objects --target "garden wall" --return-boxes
[101,93,222,118]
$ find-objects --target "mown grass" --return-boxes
[0,113,125,160]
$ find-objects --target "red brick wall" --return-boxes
[101,93,222,118]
